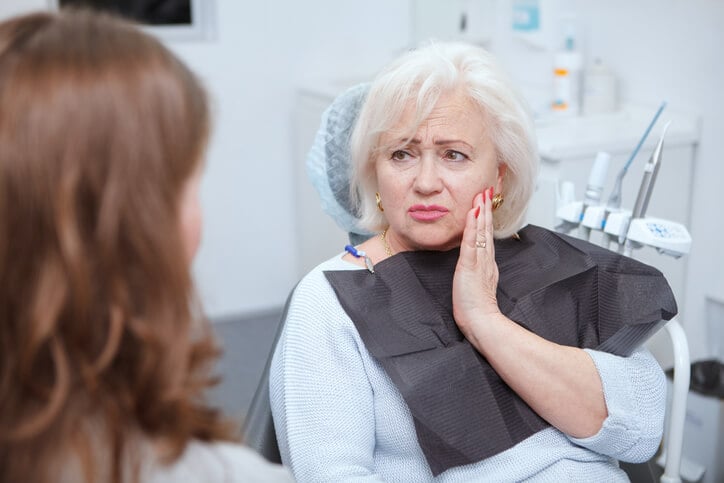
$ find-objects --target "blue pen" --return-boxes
[344,244,375,273]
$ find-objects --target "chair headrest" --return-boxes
[306,83,372,240]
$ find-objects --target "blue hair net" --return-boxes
[305,83,373,243]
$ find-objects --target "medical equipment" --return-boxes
[577,151,611,240]
[625,218,692,259]
[555,151,611,241]
[606,101,667,211]
[554,120,692,483]
[621,122,671,255]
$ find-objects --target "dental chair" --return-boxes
[242,84,691,483]
[241,287,293,465]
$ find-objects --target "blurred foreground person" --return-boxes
[0,9,292,483]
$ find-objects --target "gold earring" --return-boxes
[375,192,384,212]
[491,193,504,211]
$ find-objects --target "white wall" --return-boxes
[165,2,294,317]
[0,1,43,19]
[176,1,409,317]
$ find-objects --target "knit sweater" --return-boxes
[59,441,293,483]
[270,253,667,482]
[147,441,294,483]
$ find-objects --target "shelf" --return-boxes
[536,104,700,162]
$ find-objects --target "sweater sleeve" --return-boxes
[269,269,386,482]
[567,346,666,463]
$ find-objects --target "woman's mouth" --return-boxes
[408,204,449,221]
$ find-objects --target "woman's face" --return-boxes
[180,169,203,262]
[375,89,505,252]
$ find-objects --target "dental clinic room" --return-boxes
[1,0,723,482]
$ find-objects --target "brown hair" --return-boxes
[0,9,231,483]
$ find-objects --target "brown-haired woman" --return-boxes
[0,9,292,483]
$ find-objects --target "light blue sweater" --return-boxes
[270,254,666,482]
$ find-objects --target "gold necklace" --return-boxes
[380,228,393,256]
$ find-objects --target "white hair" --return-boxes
[349,41,539,238]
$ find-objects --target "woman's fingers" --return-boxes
[461,192,484,258]
[461,189,494,264]
[475,190,487,251]
[453,188,498,335]
[483,187,495,256]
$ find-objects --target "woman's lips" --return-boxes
[408,204,449,221]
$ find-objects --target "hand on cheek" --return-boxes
[453,187,501,340]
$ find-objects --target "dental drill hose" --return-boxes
[606,102,667,211]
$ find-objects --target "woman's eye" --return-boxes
[391,150,412,161]
[444,150,468,161]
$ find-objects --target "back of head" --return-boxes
[0,9,228,483]
[350,41,539,237]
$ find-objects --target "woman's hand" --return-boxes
[452,187,608,438]
[452,187,500,345]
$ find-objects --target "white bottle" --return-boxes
[551,24,582,116]
[582,58,617,115]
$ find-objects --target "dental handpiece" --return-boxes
[631,121,670,220]
[621,122,671,254]
[584,151,611,207]
[606,101,667,211]
[579,151,611,240]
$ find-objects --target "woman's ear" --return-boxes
[496,163,508,193]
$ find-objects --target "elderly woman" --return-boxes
[270,42,673,481]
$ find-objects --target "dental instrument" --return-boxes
[621,121,671,256]
[606,101,667,211]
[578,151,611,240]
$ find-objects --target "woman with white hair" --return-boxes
[270,42,674,481]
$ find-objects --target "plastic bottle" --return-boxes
[551,19,582,116]
[582,58,617,115]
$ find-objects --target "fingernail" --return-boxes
[474,206,481,218]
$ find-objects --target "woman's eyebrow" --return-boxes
[433,139,474,149]
[398,138,474,149]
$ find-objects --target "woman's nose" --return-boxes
[413,155,443,194]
